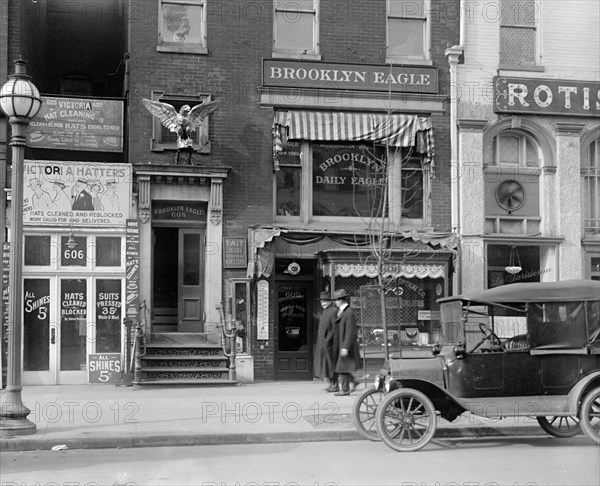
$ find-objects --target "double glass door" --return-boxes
[22,276,123,385]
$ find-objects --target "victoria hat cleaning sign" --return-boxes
[28,96,123,152]
[23,161,132,227]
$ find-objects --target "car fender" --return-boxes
[567,370,600,414]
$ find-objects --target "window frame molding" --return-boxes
[581,126,600,235]
[272,0,321,60]
[274,141,431,230]
[157,0,208,55]
[386,0,432,66]
[498,0,544,72]
[148,91,214,154]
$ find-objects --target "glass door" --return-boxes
[22,278,56,385]
[275,282,313,380]
[22,276,124,385]
[178,229,205,331]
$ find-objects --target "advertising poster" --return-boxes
[125,220,140,322]
[23,161,132,227]
[27,96,124,152]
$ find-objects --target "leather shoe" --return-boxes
[350,378,360,392]
[334,390,350,396]
[326,386,339,393]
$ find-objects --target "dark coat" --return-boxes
[333,304,362,373]
[313,304,337,379]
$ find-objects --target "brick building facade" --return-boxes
[2,0,461,384]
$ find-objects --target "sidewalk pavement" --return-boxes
[0,380,545,452]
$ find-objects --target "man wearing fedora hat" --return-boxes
[313,291,338,392]
[332,288,361,396]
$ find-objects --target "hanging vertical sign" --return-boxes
[125,219,140,322]
[2,243,10,385]
[256,279,269,340]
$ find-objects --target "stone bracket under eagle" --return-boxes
[142,98,220,164]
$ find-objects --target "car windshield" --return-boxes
[439,300,527,348]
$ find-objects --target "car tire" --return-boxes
[375,387,437,452]
[579,386,600,445]
[536,416,581,438]
[352,386,383,441]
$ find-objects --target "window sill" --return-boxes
[272,51,321,61]
[157,44,208,55]
[385,57,433,66]
[151,141,211,154]
[498,64,545,73]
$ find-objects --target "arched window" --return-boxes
[582,137,600,234]
[492,131,541,168]
[484,128,543,235]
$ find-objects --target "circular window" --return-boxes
[495,180,525,212]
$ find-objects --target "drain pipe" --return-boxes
[445,0,465,294]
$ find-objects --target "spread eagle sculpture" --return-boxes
[142,98,220,164]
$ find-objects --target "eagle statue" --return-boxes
[142,98,220,164]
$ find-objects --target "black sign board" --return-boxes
[88,353,122,383]
[152,201,207,222]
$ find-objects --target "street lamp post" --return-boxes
[0,59,42,436]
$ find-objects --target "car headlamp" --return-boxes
[384,375,393,393]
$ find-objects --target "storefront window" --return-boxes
[401,156,424,219]
[276,167,301,217]
[312,143,387,218]
[96,279,122,353]
[96,237,121,266]
[25,235,51,266]
[60,236,87,266]
[60,279,88,371]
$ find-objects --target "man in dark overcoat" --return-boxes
[332,288,361,396]
[313,291,338,392]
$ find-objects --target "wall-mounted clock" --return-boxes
[495,180,525,212]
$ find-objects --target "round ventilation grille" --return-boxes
[495,180,525,212]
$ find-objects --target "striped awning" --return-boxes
[273,110,434,171]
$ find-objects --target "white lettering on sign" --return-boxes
[508,82,600,111]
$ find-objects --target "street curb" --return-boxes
[0,427,546,452]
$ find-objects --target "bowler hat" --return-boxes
[319,291,331,300]
[332,288,349,300]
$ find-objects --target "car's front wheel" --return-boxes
[537,416,581,438]
[375,388,437,452]
[352,386,383,441]
[579,386,600,445]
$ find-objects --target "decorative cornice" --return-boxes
[554,122,586,136]
[458,119,488,132]
[258,86,446,113]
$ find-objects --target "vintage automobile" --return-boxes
[352,279,600,451]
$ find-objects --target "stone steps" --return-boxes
[134,332,236,386]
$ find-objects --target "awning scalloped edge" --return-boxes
[335,262,445,279]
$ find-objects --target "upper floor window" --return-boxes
[61,74,93,96]
[484,129,542,235]
[158,0,207,54]
[492,132,541,168]
[273,0,320,59]
[582,138,600,234]
[148,91,213,154]
[499,0,540,69]
[387,0,430,64]
[276,142,428,227]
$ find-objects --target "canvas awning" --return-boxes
[273,110,434,172]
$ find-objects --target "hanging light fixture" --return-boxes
[65,230,78,250]
[505,245,522,275]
